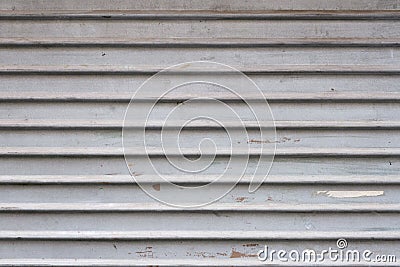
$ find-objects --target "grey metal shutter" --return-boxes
[0,0,399,266]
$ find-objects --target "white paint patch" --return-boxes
[317,190,384,198]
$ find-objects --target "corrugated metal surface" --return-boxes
[0,0,400,266]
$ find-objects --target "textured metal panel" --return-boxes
[0,1,400,266]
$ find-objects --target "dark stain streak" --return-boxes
[136,246,153,258]
[248,136,299,144]
[243,243,259,247]
[152,183,161,191]
[247,139,273,144]
[212,211,229,218]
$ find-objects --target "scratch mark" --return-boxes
[317,190,384,198]
[135,246,153,258]
[247,139,272,144]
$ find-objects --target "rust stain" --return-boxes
[152,184,160,191]
[235,196,248,202]
[230,249,257,258]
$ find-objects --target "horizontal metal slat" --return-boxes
[2,48,399,70]
[1,102,399,122]
[1,21,399,39]
[0,212,397,232]
[1,128,398,150]
[2,74,398,96]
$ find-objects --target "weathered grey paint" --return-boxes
[0,1,400,266]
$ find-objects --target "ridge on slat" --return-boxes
[0,258,261,267]
[1,202,399,212]
[1,92,400,102]
[0,258,394,267]
[0,147,399,157]
[1,65,400,74]
[1,0,399,11]
[0,10,400,20]
[0,175,398,184]
[0,230,398,240]
[1,37,400,47]
[0,120,399,129]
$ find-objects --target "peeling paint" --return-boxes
[317,190,384,198]
[193,251,216,258]
[230,249,256,258]
[235,196,249,203]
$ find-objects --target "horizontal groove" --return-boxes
[1,65,399,74]
[0,10,400,20]
[1,203,399,213]
[1,120,399,130]
[1,37,400,47]
[1,175,398,185]
[0,147,399,157]
[1,92,400,102]
[0,230,398,240]
[0,259,391,267]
